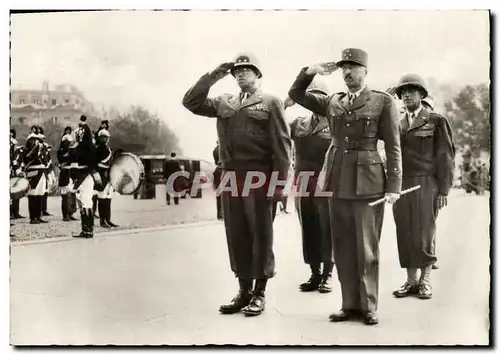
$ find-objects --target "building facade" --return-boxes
[10,81,98,127]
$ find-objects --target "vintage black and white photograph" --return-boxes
[7,8,491,346]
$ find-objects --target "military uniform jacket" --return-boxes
[10,138,23,177]
[400,108,455,195]
[95,143,113,188]
[290,113,331,184]
[183,73,291,179]
[23,134,46,188]
[69,124,96,186]
[58,138,72,187]
[289,68,402,199]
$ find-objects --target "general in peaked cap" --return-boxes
[336,48,368,68]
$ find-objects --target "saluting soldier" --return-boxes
[183,53,292,317]
[57,127,78,221]
[71,115,97,238]
[95,128,119,228]
[392,74,455,300]
[289,48,402,325]
[23,126,49,224]
[284,78,335,294]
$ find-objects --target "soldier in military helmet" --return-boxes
[284,77,336,294]
[58,126,78,221]
[289,48,402,325]
[392,74,455,300]
[183,52,292,317]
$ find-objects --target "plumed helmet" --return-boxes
[98,129,111,138]
[394,74,429,99]
[230,53,262,78]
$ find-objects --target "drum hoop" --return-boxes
[110,152,145,195]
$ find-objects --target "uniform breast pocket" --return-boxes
[413,129,435,152]
[246,110,269,136]
[360,115,378,138]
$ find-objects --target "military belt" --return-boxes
[331,137,378,151]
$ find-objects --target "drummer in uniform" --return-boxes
[23,125,49,224]
[284,77,335,294]
[392,74,455,300]
[95,128,119,228]
[288,48,402,325]
[10,128,25,219]
[38,126,53,217]
[183,53,292,317]
[71,115,97,238]
[57,127,78,221]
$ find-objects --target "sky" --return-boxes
[10,10,490,162]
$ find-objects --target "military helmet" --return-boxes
[230,53,262,78]
[307,77,330,95]
[394,74,429,99]
[422,95,435,111]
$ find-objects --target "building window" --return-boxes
[65,98,70,104]
[52,99,56,105]
[33,99,40,104]
[20,99,25,104]
[64,116,71,121]
[51,117,59,124]
[44,100,48,105]
[18,116,26,125]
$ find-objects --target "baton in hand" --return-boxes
[368,185,421,207]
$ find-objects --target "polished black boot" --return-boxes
[92,195,99,218]
[86,208,94,238]
[11,198,25,219]
[300,263,323,292]
[242,279,267,316]
[36,196,49,223]
[28,196,39,224]
[105,199,118,227]
[42,193,52,216]
[98,198,111,228]
[62,195,70,221]
[318,262,334,293]
[219,279,253,314]
[68,194,78,220]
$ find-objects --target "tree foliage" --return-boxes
[444,84,490,153]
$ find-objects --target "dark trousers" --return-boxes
[329,198,384,313]
[221,184,276,280]
[216,195,223,219]
[167,193,179,205]
[393,176,438,268]
[296,196,333,264]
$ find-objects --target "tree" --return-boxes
[444,84,490,153]
[109,106,181,156]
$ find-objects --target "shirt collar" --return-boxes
[347,85,367,98]
[407,104,423,118]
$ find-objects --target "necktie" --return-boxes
[241,92,248,104]
[348,93,356,106]
[408,112,415,127]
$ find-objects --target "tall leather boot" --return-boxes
[42,193,52,216]
[98,198,111,228]
[318,261,334,293]
[242,279,267,316]
[68,193,78,220]
[105,199,118,227]
[92,195,99,218]
[62,195,70,221]
[74,209,89,238]
[219,278,253,314]
[300,263,322,291]
[86,208,94,238]
[11,198,24,219]
[28,196,39,224]
[36,196,48,223]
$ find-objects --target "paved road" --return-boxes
[10,190,490,345]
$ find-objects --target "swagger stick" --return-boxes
[368,185,421,207]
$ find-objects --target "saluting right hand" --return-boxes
[210,62,235,80]
[306,62,339,76]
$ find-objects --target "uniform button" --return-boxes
[344,150,348,154]
[346,123,350,127]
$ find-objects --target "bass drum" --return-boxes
[10,176,30,200]
[109,152,145,195]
